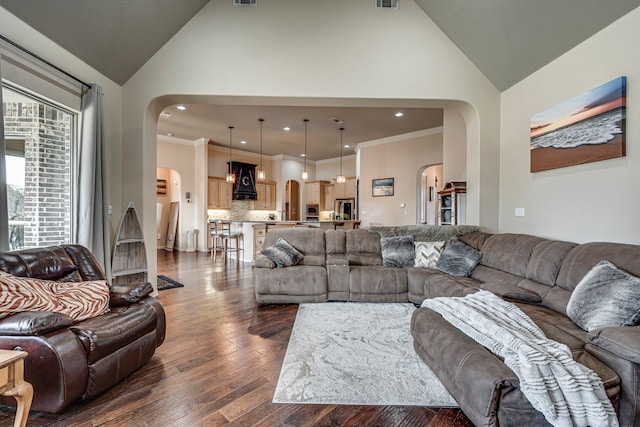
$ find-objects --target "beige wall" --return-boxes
[499,7,640,244]
[357,129,444,227]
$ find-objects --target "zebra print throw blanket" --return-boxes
[0,270,110,321]
[422,290,618,427]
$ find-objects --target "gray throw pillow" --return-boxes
[435,238,482,277]
[381,236,415,268]
[567,260,640,331]
[261,238,304,268]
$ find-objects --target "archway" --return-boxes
[416,164,443,224]
[156,167,182,250]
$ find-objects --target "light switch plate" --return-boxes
[515,208,525,217]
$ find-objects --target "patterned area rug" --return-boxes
[273,302,458,407]
[157,275,184,291]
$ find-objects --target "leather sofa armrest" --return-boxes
[109,282,154,307]
[588,325,640,364]
[0,311,74,336]
[253,255,276,269]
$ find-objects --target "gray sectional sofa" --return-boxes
[252,226,640,427]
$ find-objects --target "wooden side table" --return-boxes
[0,350,33,427]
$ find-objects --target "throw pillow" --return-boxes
[414,241,446,268]
[435,238,483,277]
[261,238,304,268]
[567,260,640,331]
[0,270,110,321]
[381,236,415,268]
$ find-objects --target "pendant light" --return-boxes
[257,118,266,181]
[226,126,236,184]
[336,127,346,184]
[301,119,309,181]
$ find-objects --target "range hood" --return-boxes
[228,161,257,200]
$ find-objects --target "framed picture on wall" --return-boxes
[372,178,394,197]
[156,179,167,195]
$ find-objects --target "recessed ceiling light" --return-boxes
[344,145,350,148]
[160,111,172,118]
[301,153,306,157]
[395,111,404,117]
[167,133,173,137]
[240,140,247,144]
[176,105,186,111]
[330,118,344,124]
[283,126,291,131]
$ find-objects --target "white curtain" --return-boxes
[75,84,111,278]
[0,64,9,251]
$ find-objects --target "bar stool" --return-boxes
[210,221,226,262]
[214,221,244,263]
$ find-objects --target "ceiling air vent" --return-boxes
[375,0,398,9]
[376,0,400,9]
[233,0,257,6]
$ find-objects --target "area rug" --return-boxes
[273,302,458,407]
[157,275,184,291]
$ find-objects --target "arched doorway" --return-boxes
[417,164,443,224]
[156,167,182,249]
[285,180,300,221]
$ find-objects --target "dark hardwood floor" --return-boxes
[0,250,473,426]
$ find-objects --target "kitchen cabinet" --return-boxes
[334,177,356,199]
[305,180,329,208]
[207,176,232,209]
[325,184,335,212]
[250,182,276,210]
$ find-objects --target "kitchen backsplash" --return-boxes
[208,201,278,222]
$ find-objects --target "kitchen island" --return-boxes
[209,220,360,262]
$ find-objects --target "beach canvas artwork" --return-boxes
[530,76,626,172]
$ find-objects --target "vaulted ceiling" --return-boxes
[1,0,638,159]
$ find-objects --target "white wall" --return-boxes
[357,129,443,226]
[0,6,124,251]
[499,7,640,244]
[121,0,500,278]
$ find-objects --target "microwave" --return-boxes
[306,205,319,215]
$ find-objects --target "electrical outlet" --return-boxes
[108,205,113,215]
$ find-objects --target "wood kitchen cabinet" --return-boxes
[207,176,232,209]
[325,184,335,211]
[305,180,329,208]
[334,177,356,199]
[250,182,276,210]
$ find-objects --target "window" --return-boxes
[2,85,76,249]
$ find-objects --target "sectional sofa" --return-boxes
[253,226,640,427]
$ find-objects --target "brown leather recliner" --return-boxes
[0,245,166,413]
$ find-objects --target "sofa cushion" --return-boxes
[525,240,577,287]
[413,241,445,268]
[567,260,640,331]
[262,228,326,266]
[345,229,383,266]
[261,238,304,268]
[435,238,482,277]
[424,272,481,299]
[556,242,640,292]
[0,270,110,321]
[380,236,415,268]
[479,234,545,277]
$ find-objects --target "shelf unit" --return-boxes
[437,181,467,225]
[111,202,148,286]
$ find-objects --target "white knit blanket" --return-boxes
[422,290,618,427]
